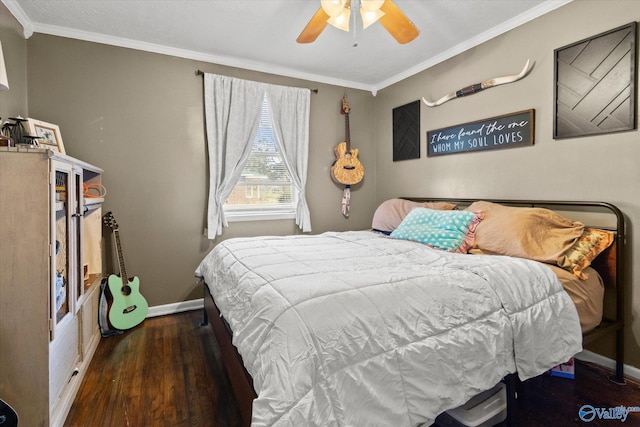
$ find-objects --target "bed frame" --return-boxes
[202,198,625,427]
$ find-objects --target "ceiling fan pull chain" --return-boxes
[352,0,359,47]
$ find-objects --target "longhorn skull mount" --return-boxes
[422,59,533,107]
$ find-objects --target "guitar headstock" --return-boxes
[103,211,119,230]
[340,95,350,115]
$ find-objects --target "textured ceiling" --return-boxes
[3,0,571,92]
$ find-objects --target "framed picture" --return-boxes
[554,22,637,139]
[27,118,65,154]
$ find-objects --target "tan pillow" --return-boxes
[464,201,584,265]
[372,198,457,233]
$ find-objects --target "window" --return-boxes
[224,95,297,221]
[204,73,311,237]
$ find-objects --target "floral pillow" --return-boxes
[558,228,614,279]
[390,208,484,253]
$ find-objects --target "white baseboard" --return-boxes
[576,350,640,381]
[147,298,204,318]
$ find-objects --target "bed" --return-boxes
[196,198,625,427]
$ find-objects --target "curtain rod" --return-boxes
[195,70,318,93]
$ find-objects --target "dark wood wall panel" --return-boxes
[393,100,420,160]
[554,22,637,138]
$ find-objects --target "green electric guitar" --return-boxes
[103,212,148,330]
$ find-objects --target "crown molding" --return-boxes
[30,22,375,92]
[372,0,573,93]
[1,0,34,38]
[2,0,572,95]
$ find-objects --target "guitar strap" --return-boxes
[341,185,351,218]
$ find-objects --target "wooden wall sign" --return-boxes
[426,109,535,157]
[393,100,420,161]
[554,22,637,139]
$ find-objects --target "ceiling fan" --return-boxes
[297,0,419,44]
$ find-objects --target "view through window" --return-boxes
[224,95,296,218]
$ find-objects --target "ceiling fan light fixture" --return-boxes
[327,8,350,32]
[297,0,418,44]
[360,0,384,12]
[321,0,347,17]
[360,8,384,29]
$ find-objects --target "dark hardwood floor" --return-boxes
[64,310,242,427]
[65,311,640,427]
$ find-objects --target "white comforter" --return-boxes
[196,231,582,427]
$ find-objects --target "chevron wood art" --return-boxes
[554,22,637,138]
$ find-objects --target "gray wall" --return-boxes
[0,2,27,118]
[25,34,377,307]
[374,0,640,369]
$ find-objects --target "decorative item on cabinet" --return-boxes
[7,117,43,147]
[26,118,66,154]
[0,116,49,148]
[0,119,12,147]
[2,117,29,146]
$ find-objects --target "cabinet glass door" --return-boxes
[74,170,84,307]
[53,166,71,335]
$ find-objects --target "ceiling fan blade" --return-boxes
[297,7,330,43]
[378,0,419,44]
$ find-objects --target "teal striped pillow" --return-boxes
[390,208,484,253]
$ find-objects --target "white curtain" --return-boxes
[266,84,312,233]
[204,73,311,238]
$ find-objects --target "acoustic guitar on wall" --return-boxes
[103,211,149,330]
[331,96,364,186]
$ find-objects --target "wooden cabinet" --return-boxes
[0,147,104,427]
